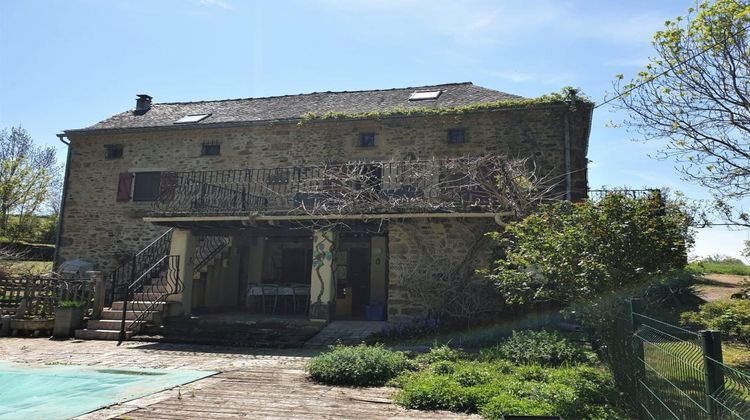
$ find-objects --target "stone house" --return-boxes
[56,82,592,340]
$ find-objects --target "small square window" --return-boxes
[359,133,376,148]
[448,129,466,144]
[132,172,161,202]
[201,142,221,156]
[105,145,123,159]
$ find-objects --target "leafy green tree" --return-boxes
[486,193,693,305]
[0,126,59,238]
[612,0,750,226]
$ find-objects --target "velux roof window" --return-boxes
[174,114,211,124]
[408,90,442,101]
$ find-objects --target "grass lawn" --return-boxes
[8,260,52,275]
[687,260,750,276]
[724,342,750,371]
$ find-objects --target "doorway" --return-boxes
[347,247,371,319]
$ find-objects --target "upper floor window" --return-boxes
[448,128,466,144]
[132,172,161,202]
[201,142,221,156]
[359,133,376,148]
[105,145,123,160]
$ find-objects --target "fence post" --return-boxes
[701,330,724,420]
[628,298,646,409]
[88,271,104,319]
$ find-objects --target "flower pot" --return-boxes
[53,306,85,338]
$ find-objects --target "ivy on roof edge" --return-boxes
[297,88,592,125]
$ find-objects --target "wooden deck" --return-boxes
[119,367,472,419]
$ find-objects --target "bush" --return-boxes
[395,360,627,418]
[680,300,750,342]
[486,192,692,305]
[480,330,591,367]
[414,344,463,365]
[306,344,413,386]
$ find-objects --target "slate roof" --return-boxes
[72,82,524,132]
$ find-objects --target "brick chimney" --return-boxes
[135,94,152,114]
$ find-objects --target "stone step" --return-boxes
[110,301,167,310]
[100,309,156,321]
[86,319,146,330]
[74,329,134,341]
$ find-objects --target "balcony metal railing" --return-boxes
[150,159,513,217]
[588,189,662,201]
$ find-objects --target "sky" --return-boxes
[0,0,748,261]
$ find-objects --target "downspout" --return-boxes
[53,133,71,269]
[563,112,572,201]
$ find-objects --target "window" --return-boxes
[105,145,123,159]
[448,128,466,144]
[359,133,376,148]
[132,172,162,202]
[174,114,211,124]
[201,142,220,156]
[409,90,442,101]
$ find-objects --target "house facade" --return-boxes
[56,83,592,339]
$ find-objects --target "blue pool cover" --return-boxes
[0,362,215,419]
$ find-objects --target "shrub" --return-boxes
[480,330,591,367]
[306,344,413,386]
[57,300,84,308]
[680,300,750,342]
[414,344,463,365]
[395,360,627,418]
[480,393,556,419]
[486,192,692,305]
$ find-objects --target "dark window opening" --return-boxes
[201,142,221,156]
[359,133,376,148]
[448,128,466,144]
[105,145,123,159]
[132,172,162,202]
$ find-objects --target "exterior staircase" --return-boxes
[75,234,230,341]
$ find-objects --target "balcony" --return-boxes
[149,158,537,220]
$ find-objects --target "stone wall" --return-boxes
[58,104,591,271]
[387,219,496,321]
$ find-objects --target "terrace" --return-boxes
[146,156,551,225]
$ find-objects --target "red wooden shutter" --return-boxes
[116,172,133,202]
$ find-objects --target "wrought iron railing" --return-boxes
[107,228,173,306]
[151,159,515,217]
[588,189,662,201]
[194,235,230,272]
[117,254,180,342]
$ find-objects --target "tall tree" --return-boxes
[612,0,750,226]
[0,126,58,235]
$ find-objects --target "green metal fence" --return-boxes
[628,298,750,419]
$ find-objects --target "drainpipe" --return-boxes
[53,133,71,269]
[563,112,572,201]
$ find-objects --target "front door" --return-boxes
[348,247,371,319]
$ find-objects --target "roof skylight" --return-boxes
[174,114,211,124]
[409,90,442,101]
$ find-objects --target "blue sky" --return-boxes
[0,0,748,260]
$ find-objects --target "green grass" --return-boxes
[8,260,52,275]
[724,342,750,371]
[687,261,750,276]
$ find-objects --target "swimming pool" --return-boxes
[0,362,215,419]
